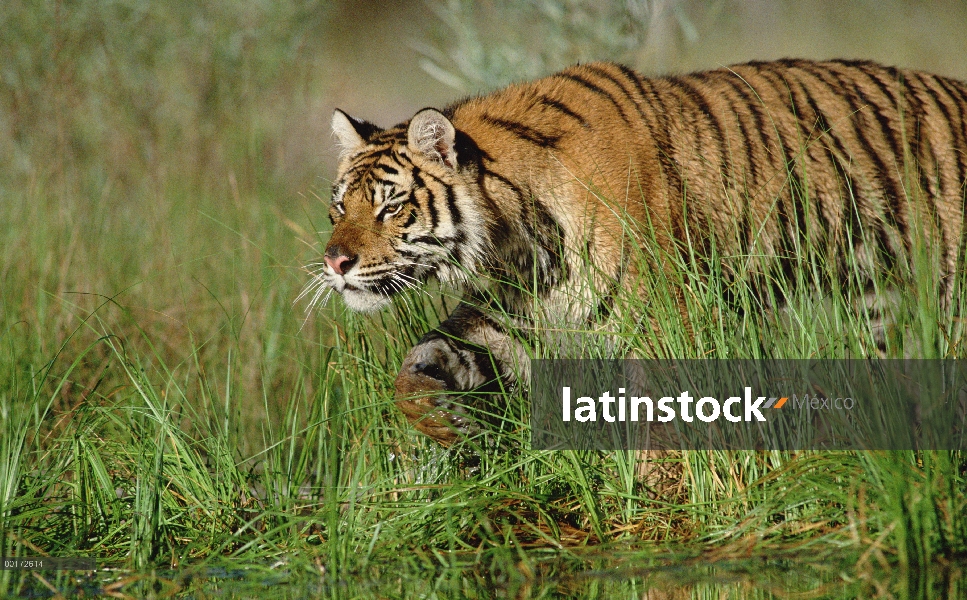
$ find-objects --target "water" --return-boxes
[9,548,963,598]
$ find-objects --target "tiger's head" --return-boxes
[311,108,491,313]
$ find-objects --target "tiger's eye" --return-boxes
[382,204,403,220]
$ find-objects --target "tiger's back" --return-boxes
[447,59,967,306]
[315,59,967,444]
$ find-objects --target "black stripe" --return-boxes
[897,72,946,254]
[839,150,867,279]
[582,63,642,118]
[612,63,672,132]
[433,311,502,382]
[417,167,463,226]
[786,65,863,199]
[711,69,769,192]
[826,63,903,185]
[613,65,693,242]
[744,65,811,246]
[443,184,461,225]
[415,333,480,387]
[407,235,447,246]
[589,290,617,324]
[792,64,893,271]
[351,142,396,164]
[780,72,829,244]
[373,162,399,176]
[446,233,466,267]
[532,199,569,292]
[932,76,967,196]
[469,349,499,385]
[475,164,519,248]
[768,65,844,241]
[875,222,899,274]
[555,72,633,125]
[785,70,859,236]
[825,63,908,237]
[665,74,733,187]
[400,210,417,229]
[918,74,960,181]
[771,183,800,299]
[798,63,905,229]
[341,161,375,180]
[854,63,910,168]
[481,166,526,200]
[906,72,956,278]
[612,63,649,105]
[411,167,438,231]
[481,114,561,148]
[537,95,588,127]
[727,71,766,186]
[635,78,686,218]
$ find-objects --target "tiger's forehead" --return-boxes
[336,140,413,188]
[333,144,413,205]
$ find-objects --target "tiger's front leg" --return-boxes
[394,301,523,446]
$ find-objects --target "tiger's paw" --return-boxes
[394,345,478,446]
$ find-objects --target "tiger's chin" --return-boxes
[340,288,393,313]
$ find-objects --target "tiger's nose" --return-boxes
[324,246,358,275]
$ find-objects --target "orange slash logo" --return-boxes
[764,397,788,409]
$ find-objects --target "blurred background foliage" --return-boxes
[0,0,335,195]
[413,0,709,90]
[1,0,966,436]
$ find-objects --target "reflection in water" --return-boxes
[22,550,964,599]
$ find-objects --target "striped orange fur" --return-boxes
[306,59,967,444]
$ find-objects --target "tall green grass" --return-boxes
[3,169,965,597]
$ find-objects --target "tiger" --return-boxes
[308,58,967,446]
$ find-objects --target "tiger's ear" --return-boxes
[407,108,457,168]
[332,109,378,158]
